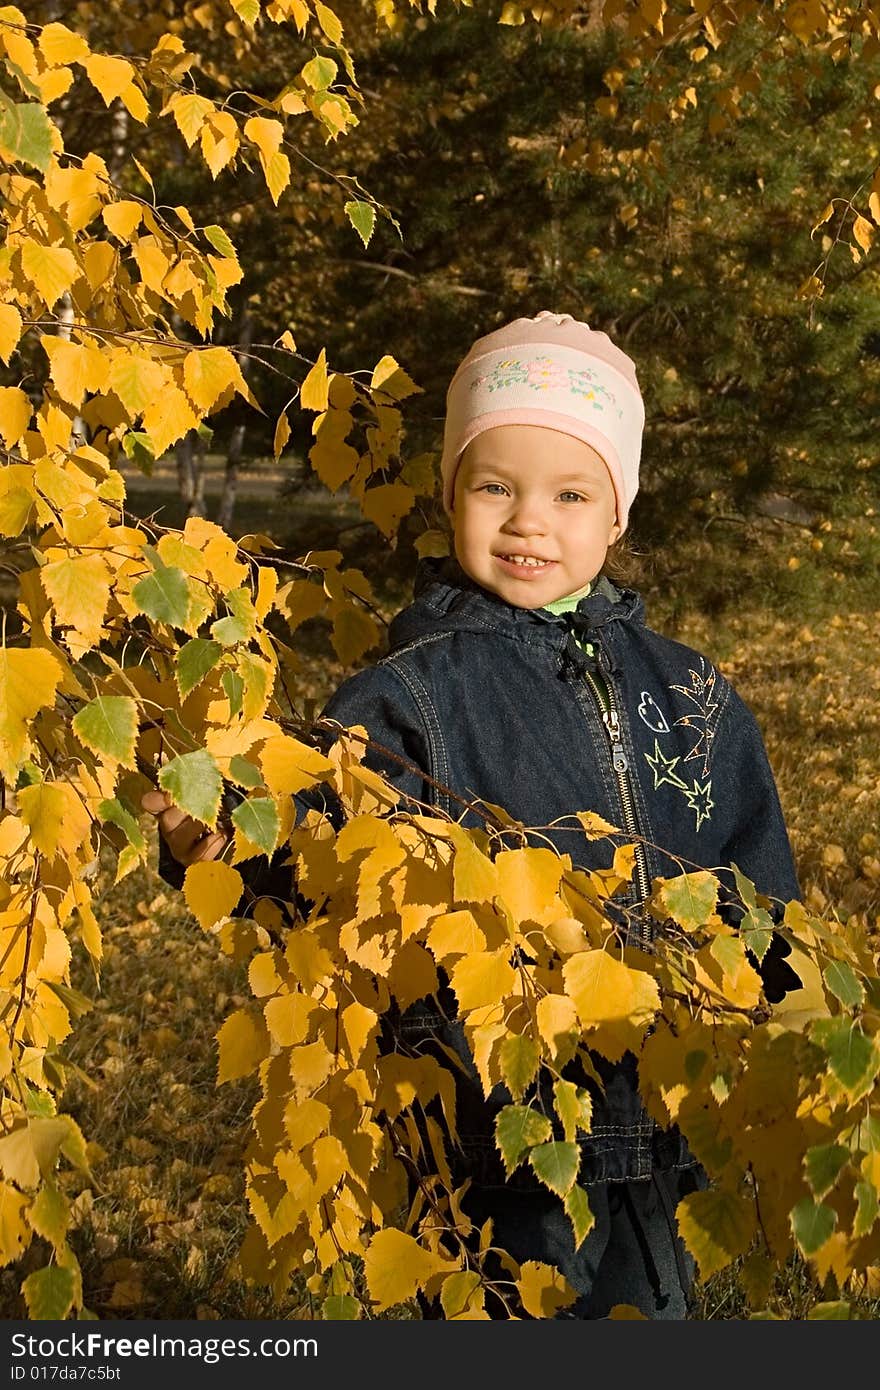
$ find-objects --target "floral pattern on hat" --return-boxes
[468,356,623,417]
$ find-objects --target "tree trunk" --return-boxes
[175,429,207,517]
[216,308,255,531]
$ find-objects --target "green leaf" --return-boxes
[159,749,222,826]
[495,1105,552,1177]
[122,430,155,474]
[302,55,337,90]
[564,1184,595,1250]
[0,93,53,172]
[730,861,759,909]
[650,870,718,930]
[741,913,773,965]
[229,755,263,788]
[231,797,279,855]
[553,1079,592,1142]
[853,1180,878,1237]
[790,1197,837,1256]
[132,563,190,628]
[222,668,244,718]
[344,200,376,248]
[212,614,248,646]
[439,1270,483,1318]
[499,1035,539,1101]
[99,797,146,853]
[528,1140,579,1198]
[29,1183,70,1252]
[22,1263,76,1320]
[176,638,222,699]
[73,695,138,765]
[804,1142,849,1200]
[811,1018,880,1097]
[203,224,237,259]
[823,960,865,1011]
[322,1294,360,1319]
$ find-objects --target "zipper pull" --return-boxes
[603,708,629,773]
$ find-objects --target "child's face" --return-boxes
[450,425,621,608]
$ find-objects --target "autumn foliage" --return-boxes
[1,0,880,1320]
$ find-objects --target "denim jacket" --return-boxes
[160,558,800,1184]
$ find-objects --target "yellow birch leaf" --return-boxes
[168,92,214,148]
[41,553,111,649]
[427,909,487,962]
[245,116,284,160]
[254,565,278,621]
[183,860,244,930]
[853,215,874,254]
[102,201,142,242]
[536,993,579,1053]
[0,464,35,536]
[0,1182,31,1264]
[361,482,415,538]
[41,335,109,409]
[84,53,136,105]
[20,241,78,309]
[451,832,498,903]
[0,304,22,365]
[119,81,149,123]
[516,1260,577,1318]
[142,386,200,456]
[331,603,379,667]
[273,410,291,460]
[370,354,421,400]
[0,386,32,447]
[341,1001,378,1065]
[38,22,90,66]
[108,351,171,418]
[259,734,333,798]
[677,1186,757,1279]
[132,236,171,295]
[300,350,329,411]
[362,1228,457,1311]
[0,647,63,779]
[82,241,116,293]
[563,950,660,1027]
[495,847,564,925]
[449,949,516,1013]
[200,111,240,178]
[18,781,91,858]
[216,1009,270,1084]
[869,191,880,224]
[0,1127,40,1191]
[183,347,239,412]
[315,1,344,42]
[260,149,291,205]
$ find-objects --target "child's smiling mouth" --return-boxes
[495,553,556,573]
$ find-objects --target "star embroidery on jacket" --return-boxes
[645,739,688,792]
[669,660,720,779]
[684,778,714,831]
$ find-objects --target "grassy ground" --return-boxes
[2,463,878,1320]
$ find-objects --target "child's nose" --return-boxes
[503,496,547,534]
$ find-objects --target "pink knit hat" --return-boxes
[440,310,644,533]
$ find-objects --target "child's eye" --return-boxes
[480,483,509,496]
[558,491,586,503]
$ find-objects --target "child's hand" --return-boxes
[141,790,230,866]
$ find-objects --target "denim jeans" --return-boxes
[418,1167,706,1320]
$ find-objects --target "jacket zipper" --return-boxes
[581,664,653,941]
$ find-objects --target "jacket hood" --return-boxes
[387,555,645,653]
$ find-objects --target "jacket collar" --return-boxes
[388,556,645,653]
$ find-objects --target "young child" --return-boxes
[144,310,801,1319]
